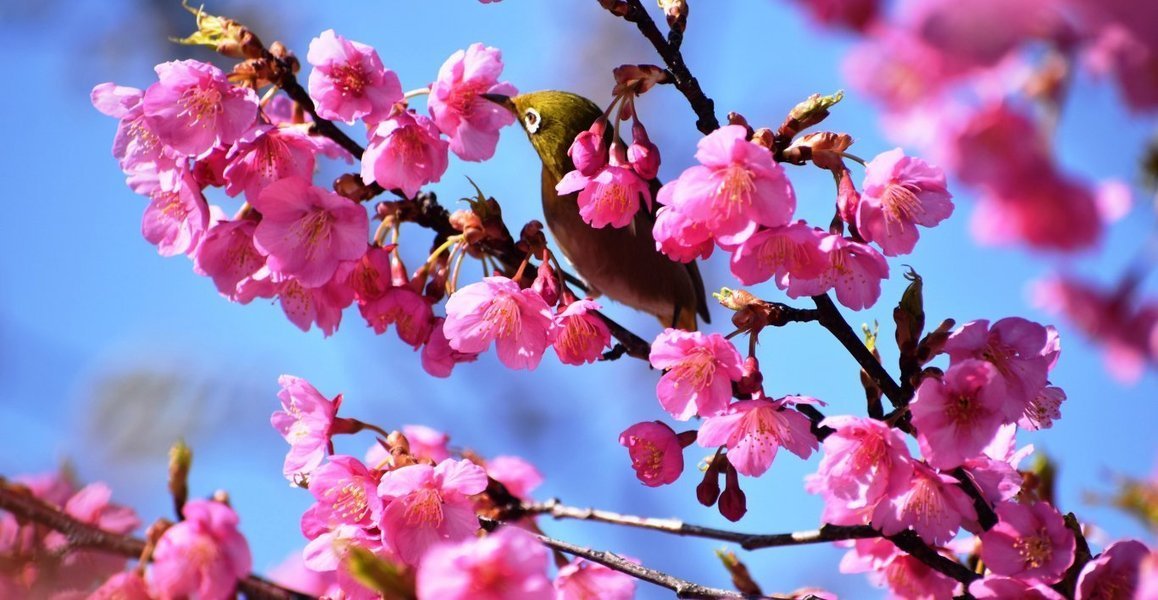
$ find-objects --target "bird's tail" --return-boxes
[667,305,698,332]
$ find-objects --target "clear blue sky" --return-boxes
[0,2,1153,598]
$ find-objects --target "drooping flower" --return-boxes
[556,144,652,229]
[223,124,318,202]
[360,286,435,348]
[415,526,552,600]
[443,276,557,370]
[806,416,914,526]
[785,235,889,311]
[306,29,402,124]
[377,459,488,565]
[362,110,450,199]
[1075,539,1150,600]
[150,500,252,600]
[486,456,543,500]
[421,317,481,377]
[619,421,685,487]
[729,221,828,286]
[649,328,745,420]
[944,317,1058,419]
[555,557,637,600]
[428,43,518,161]
[696,397,817,477]
[142,59,258,157]
[552,299,612,365]
[911,359,1008,469]
[980,500,1075,584]
[855,148,954,256]
[275,270,356,337]
[270,375,344,481]
[871,462,977,545]
[652,204,715,263]
[665,125,796,245]
[141,167,210,257]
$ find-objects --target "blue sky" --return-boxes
[0,1,1154,598]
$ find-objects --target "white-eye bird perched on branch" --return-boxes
[483,90,710,331]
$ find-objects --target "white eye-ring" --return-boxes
[523,108,541,133]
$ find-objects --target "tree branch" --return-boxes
[0,478,311,600]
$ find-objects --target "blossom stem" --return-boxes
[838,151,867,166]
[0,477,310,600]
[402,86,431,100]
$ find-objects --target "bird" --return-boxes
[483,90,710,331]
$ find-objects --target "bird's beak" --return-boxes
[481,93,517,115]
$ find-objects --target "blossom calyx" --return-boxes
[173,2,263,60]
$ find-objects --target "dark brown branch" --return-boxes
[0,479,311,600]
[605,0,720,135]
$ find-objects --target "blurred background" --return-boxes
[0,0,1154,597]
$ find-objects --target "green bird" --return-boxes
[484,90,710,331]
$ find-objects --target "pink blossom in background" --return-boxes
[362,110,450,199]
[223,124,318,202]
[142,59,258,157]
[968,576,1065,599]
[428,43,518,161]
[377,459,488,565]
[270,375,343,481]
[41,483,140,590]
[307,455,383,528]
[268,551,342,598]
[806,416,914,526]
[192,217,266,302]
[403,425,453,463]
[665,124,796,245]
[910,359,1008,469]
[552,299,612,365]
[619,421,685,486]
[486,455,543,499]
[250,177,369,288]
[871,462,977,545]
[652,203,714,264]
[556,145,652,229]
[696,398,817,477]
[275,270,356,337]
[415,526,551,600]
[980,500,1075,584]
[843,27,965,110]
[306,29,402,124]
[942,102,1051,190]
[443,276,557,370]
[1082,23,1158,112]
[150,500,252,600]
[141,168,210,257]
[791,0,879,31]
[785,235,889,311]
[855,148,953,256]
[944,317,1057,420]
[649,328,745,420]
[729,221,827,286]
[421,317,480,377]
[1075,539,1150,600]
[360,286,435,347]
[970,173,1102,252]
[89,572,152,600]
[908,0,1061,69]
[555,557,637,600]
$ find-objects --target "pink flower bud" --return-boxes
[619,421,684,486]
[628,119,661,180]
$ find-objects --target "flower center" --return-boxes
[482,293,522,339]
[1013,530,1054,569]
[328,480,370,523]
[945,392,978,425]
[633,439,664,479]
[595,177,635,217]
[295,209,334,259]
[331,63,368,97]
[557,315,599,356]
[403,488,444,528]
[717,165,755,217]
[178,85,223,126]
[881,182,922,226]
[671,348,716,390]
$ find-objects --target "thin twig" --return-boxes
[0,479,311,600]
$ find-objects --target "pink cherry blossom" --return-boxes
[942,101,1051,189]
[568,118,609,177]
[785,235,889,311]
[944,317,1057,420]
[415,526,551,600]
[306,29,402,125]
[696,397,817,477]
[729,222,828,286]
[250,177,369,288]
[150,499,252,600]
[443,276,557,370]
[299,502,386,573]
[840,538,959,599]
[377,459,488,565]
[349,244,394,303]
[969,576,1065,599]
[961,424,1031,505]
[806,416,914,526]
[422,317,480,377]
[666,125,796,245]
[275,270,356,337]
[91,83,175,192]
[971,173,1102,252]
[980,500,1075,584]
[270,375,344,481]
[1140,549,1158,600]
[855,148,954,256]
[307,455,383,528]
[486,456,543,499]
[192,217,266,302]
[871,462,977,545]
[556,145,652,229]
[1075,539,1149,600]
[791,0,879,31]
[360,286,435,347]
[911,359,1008,469]
[1084,24,1158,112]
[362,110,450,199]
[223,124,318,202]
[41,483,140,589]
[555,557,637,600]
[908,0,1061,69]
[428,43,517,161]
[843,27,966,110]
[553,299,612,365]
[652,199,714,263]
[1020,385,1066,431]
[649,328,745,420]
[89,571,152,600]
[141,167,209,257]
[403,425,453,463]
[619,421,685,487]
[142,59,258,157]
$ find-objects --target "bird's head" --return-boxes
[483,90,605,180]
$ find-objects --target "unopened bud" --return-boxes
[167,440,192,519]
[449,209,484,244]
[659,0,689,33]
[787,90,844,129]
[714,287,758,311]
[627,120,660,180]
[718,463,747,521]
[532,261,560,306]
[750,128,775,151]
[612,64,670,97]
[335,172,375,201]
[172,1,260,59]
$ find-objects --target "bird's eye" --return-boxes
[523,108,541,133]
